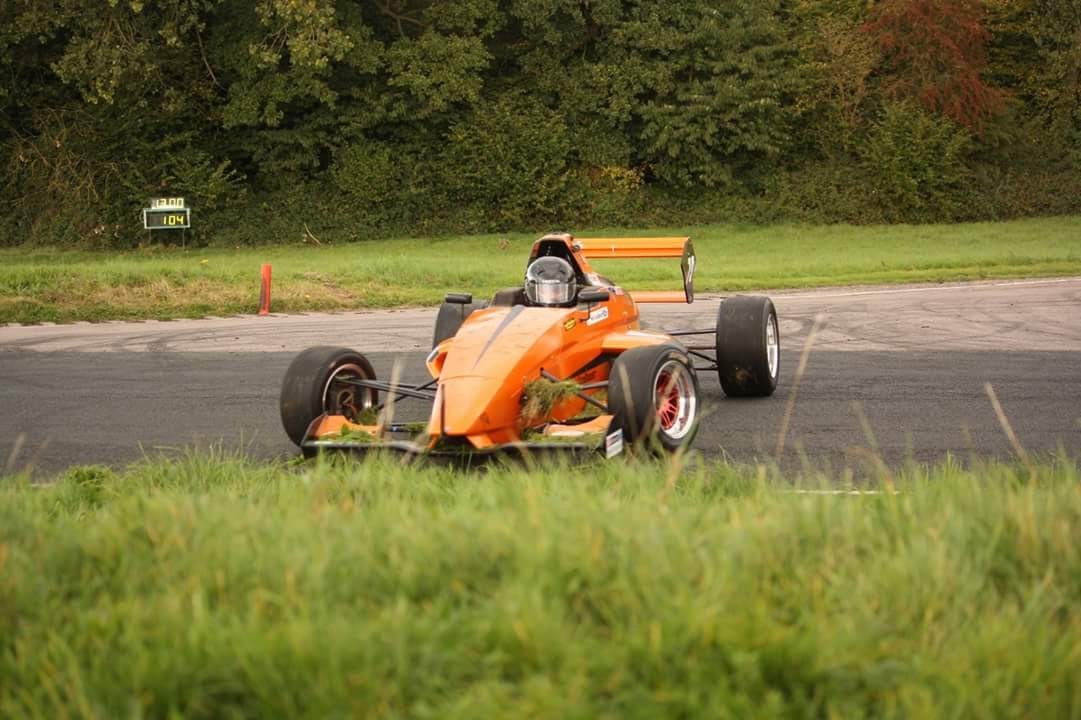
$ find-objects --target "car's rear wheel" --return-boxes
[432,300,487,349]
[280,346,378,447]
[716,295,780,397]
[607,344,699,453]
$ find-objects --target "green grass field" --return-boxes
[2,215,1079,323]
[2,452,1079,717]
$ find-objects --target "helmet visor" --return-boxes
[531,279,575,306]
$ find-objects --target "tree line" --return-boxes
[2,0,1078,247]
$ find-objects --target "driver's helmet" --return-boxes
[525,256,577,307]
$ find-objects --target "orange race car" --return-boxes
[279,232,781,461]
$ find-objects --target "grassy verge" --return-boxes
[2,452,1079,717]
[1,215,1079,323]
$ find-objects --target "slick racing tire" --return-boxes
[608,344,700,453]
[432,300,487,349]
[280,346,378,447]
[716,295,780,397]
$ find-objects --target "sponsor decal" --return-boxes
[564,318,577,331]
[586,306,609,326]
[605,428,624,458]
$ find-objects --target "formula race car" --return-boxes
[279,232,780,460]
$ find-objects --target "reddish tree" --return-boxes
[864,0,1006,133]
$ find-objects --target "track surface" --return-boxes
[2,278,1080,476]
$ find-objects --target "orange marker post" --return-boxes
[258,263,272,315]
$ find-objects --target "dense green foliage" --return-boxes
[2,453,1079,716]
[2,0,1079,246]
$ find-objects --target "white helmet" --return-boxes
[525,256,577,307]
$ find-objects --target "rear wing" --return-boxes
[577,236,696,304]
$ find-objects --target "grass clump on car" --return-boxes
[520,377,583,422]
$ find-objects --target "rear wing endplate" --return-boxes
[576,236,696,304]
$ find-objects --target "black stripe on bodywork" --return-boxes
[473,305,525,368]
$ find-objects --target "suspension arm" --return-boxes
[374,377,437,411]
[337,377,437,402]
[667,329,715,337]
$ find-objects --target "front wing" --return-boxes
[300,414,625,464]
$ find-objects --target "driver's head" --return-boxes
[525,256,577,307]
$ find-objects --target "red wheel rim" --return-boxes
[656,370,680,430]
[651,359,697,440]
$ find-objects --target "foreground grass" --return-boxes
[2,452,1080,717]
[1,215,1079,323]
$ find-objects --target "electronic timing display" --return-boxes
[143,197,191,230]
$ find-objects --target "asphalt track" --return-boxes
[2,278,1080,476]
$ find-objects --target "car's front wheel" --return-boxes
[607,344,700,453]
[279,346,378,447]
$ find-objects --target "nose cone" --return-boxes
[437,376,503,436]
[443,307,564,379]
[429,306,569,438]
